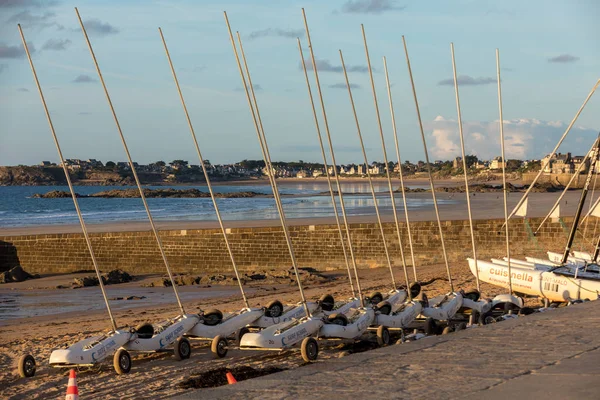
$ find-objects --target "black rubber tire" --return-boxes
[441,326,452,335]
[174,336,191,360]
[236,327,250,345]
[470,310,480,326]
[409,282,422,299]
[369,292,383,305]
[455,322,467,331]
[17,354,36,378]
[211,335,228,359]
[377,326,391,346]
[424,317,437,335]
[479,311,496,325]
[113,349,131,375]
[301,337,319,362]
[519,307,535,315]
[463,289,480,302]
[327,313,349,326]
[203,309,223,326]
[376,301,392,315]
[265,300,284,318]
[318,294,335,312]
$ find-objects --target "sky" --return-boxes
[0,0,599,166]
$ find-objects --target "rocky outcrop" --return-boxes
[33,188,264,199]
[143,267,330,287]
[72,269,133,288]
[0,166,66,186]
[0,266,40,283]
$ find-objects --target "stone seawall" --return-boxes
[0,217,582,274]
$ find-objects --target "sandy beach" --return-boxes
[0,260,536,400]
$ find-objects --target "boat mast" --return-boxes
[76,8,186,315]
[402,36,454,292]
[339,48,399,292]
[383,57,419,283]
[562,137,600,264]
[224,12,311,316]
[451,43,480,292]
[296,37,358,300]
[18,24,118,331]
[496,49,513,295]
[158,27,250,308]
[362,26,412,296]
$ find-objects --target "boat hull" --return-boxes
[124,314,199,352]
[49,329,133,367]
[240,317,324,349]
[375,301,423,328]
[186,308,263,339]
[319,308,375,340]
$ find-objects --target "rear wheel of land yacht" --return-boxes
[424,318,437,335]
[376,326,391,346]
[211,335,228,358]
[174,337,191,360]
[236,327,250,345]
[17,354,36,378]
[113,349,131,375]
[301,337,319,362]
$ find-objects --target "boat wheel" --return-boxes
[424,317,437,335]
[376,326,391,346]
[113,349,131,375]
[17,354,36,378]
[211,335,228,359]
[441,326,453,335]
[479,311,497,325]
[265,300,284,318]
[174,337,191,360]
[369,292,383,305]
[301,337,319,362]
[236,327,250,345]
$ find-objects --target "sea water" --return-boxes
[0,182,450,228]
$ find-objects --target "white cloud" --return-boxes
[425,116,598,160]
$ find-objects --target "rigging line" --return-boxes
[224,12,310,315]
[75,7,185,314]
[451,43,480,292]
[383,56,418,283]
[362,25,411,294]
[297,38,356,298]
[402,36,454,292]
[159,27,249,308]
[18,24,118,331]
[302,8,366,305]
[339,48,397,291]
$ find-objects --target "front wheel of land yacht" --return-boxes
[376,326,391,346]
[265,300,284,318]
[211,335,228,359]
[174,337,191,360]
[369,292,383,305]
[301,337,318,362]
[203,309,224,326]
[318,294,335,312]
[113,349,132,375]
[376,301,392,315]
[17,354,36,378]
[479,311,496,325]
[236,327,250,345]
[441,326,452,335]
[327,313,349,326]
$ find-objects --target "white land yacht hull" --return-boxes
[468,258,600,302]
[421,292,463,321]
[240,316,324,350]
[186,308,263,339]
[375,301,423,329]
[124,314,199,352]
[251,302,320,328]
[319,308,375,340]
[49,329,133,367]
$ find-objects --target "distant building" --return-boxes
[296,170,309,179]
[490,156,505,170]
[452,157,462,169]
[39,161,52,167]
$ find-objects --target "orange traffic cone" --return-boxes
[226,371,237,385]
[65,369,79,400]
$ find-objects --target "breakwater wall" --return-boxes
[0,217,588,274]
